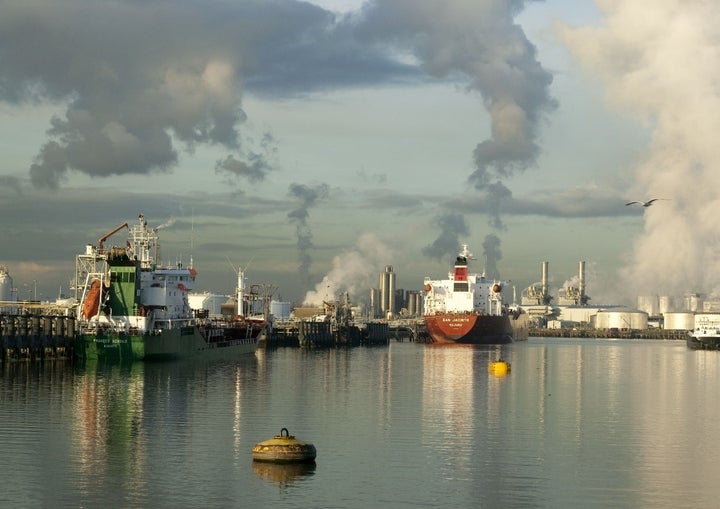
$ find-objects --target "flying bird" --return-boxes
[625,198,664,207]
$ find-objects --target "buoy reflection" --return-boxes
[252,461,316,484]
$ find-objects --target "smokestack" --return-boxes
[578,261,586,304]
[541,261,549,299]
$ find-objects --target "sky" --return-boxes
[0,0,716,309]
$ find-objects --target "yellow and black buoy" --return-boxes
[488,359,511,376]
[252,428,317,463]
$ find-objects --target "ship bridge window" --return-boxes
[454,282,469,292]
[110,272,136,283]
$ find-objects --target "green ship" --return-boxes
[75,213,265,362]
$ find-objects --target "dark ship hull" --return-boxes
[424,312,529,344]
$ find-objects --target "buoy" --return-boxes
[252,428,317,463]
[488,360,510,376]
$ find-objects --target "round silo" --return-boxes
[658,295,673,314]
[270,300,291,321]
[407,291,416,316]
[637,295,659,316]
[387,267,396,318]
[379,269,389,314]
[594,309,648,330]
[663,312,694,331]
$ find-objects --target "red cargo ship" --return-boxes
[422,245,528,344]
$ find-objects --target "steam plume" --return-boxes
[481,233,502,280]
[561,1,720,297]
[303,233,393,306]
[354,0,556,253]
[287,183,329,288]
[422,214,468,261]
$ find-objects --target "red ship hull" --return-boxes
[424,313,528,344]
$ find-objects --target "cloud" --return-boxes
[215,132,277,186]
[0,175,23,195]
[0,0,417,189]
[352,0,557,189]
[421,213,468,261]
[561,1,720,298]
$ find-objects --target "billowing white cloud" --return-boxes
[561,0,720,298]
[303,233,393,306]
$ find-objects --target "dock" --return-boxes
[1,314,76,361]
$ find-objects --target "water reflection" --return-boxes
[252,461,316,486]
[64,357,260,508]
[5,341,720,508]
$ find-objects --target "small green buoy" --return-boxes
[252,428,317,463]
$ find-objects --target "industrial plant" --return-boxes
[2,249,716,361]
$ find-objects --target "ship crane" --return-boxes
[97,222,129,254]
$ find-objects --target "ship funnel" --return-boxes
[578,261,586,304]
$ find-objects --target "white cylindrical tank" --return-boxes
[388,268,396,318]
[637,295,659,317]
[593,309,648,330]
[270,300,291,321]
[369,288,378,319]
[188,292,229,316]
[379,269,389,313]
[662,312,695,331]
[407,291,416,316]
[658,295,673,314]
[684,293,702,312]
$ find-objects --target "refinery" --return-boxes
[0,249,714,362]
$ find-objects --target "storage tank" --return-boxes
[658,295,673,314]
[593,309,648,330]
[369,288,378,319]
[270,300,291,321]
[663,312,694,331]
[684,293,703,312]
[188,292,229,316]
[407,291,416,316]
[379,266,395,318]
[637,295,659,317]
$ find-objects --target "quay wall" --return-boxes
[1,314,76,361]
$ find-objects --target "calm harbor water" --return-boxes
[2,337,720,508]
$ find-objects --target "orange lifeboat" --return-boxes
[82,280,102,319]
[492,283,502,293]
